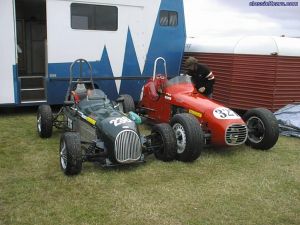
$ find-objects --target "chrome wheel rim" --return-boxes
[37,114,41,133]
[247,116,265,144]
[60,141,67,170]
[173,123,186,154]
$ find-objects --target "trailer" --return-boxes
[183,36,300,112]
[0,0,186,106]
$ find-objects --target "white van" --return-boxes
[0,0,186,105]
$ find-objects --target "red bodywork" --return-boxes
[139,75,247,147]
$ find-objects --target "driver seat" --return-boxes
[72,83,87,103]
[154,74,167,94]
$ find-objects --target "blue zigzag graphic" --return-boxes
[47,46,118,104]
[119,27,143,98]
[91,46,118,100]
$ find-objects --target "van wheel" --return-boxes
[151,123,177,162]
[170,113,203,162]
[243,108,279,150]
[120,94,135,113]
[37,105,53,138]
[60,132,82,175]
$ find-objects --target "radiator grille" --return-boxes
[114,130,142,163]
[225,124,248,145]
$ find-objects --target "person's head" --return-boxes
[185,57,198,75]
[84,83,93,90]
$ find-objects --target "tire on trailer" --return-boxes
[37,104,53,138]
[170,113,204,162]
[151,123,177,162]
[243,108,279,150]
[120,94,135,113]
[59,132,82,175]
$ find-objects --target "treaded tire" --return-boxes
[60,132,82,175]
[170,113,204,162]
[121,94,135,113]
[151,123,177,162]
[243,108,279,150]
[37,105,53,138]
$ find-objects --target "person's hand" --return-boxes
[198,87,205,93]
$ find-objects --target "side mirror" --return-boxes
[64,100,74,106]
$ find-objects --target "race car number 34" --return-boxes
[213,107,240,120]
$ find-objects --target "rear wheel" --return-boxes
[151,123,177,162]
[120,94,135,113]
[60,132,82,175]
[37,105,53,138]
[243,108,279,150]
[170,113,204,162]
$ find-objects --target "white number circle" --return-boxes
[213,107,241,120]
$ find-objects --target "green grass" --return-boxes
[0,109,299,225]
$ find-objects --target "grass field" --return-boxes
[0,109,299,225]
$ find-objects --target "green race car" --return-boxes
[37,59,177,175]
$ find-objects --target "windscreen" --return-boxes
[166,75,192,87]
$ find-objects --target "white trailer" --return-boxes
[0,0,186,105]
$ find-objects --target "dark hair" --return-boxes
[84,83,93,90]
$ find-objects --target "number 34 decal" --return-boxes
[213,107,241,120]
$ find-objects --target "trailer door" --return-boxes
[0,0,17,104]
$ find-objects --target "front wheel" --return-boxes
[60,132,82,175]
[170,113,204,162]
[151,123,177,162]
[37,105,53,138]
[120,94,135,113]
[243,108,279,150]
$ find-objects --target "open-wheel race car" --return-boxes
[37,59,177,175]
[137,57,279,162]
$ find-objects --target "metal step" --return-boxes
[21,88,45,91]
[20,89,46,102]
[19,76,44,89]
[19,75,46,102]
[21,100,47,104]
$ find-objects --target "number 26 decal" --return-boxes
[109,117,132,126]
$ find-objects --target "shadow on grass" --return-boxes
[202,145,242,158]
[80,161,146,174]
[0,105,63,115]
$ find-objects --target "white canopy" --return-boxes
[186,36,300,57]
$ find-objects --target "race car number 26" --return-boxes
[109,117,132,126]
[213,107,240,120]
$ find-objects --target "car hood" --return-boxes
[96,116,138,139]
[170,91,244,123]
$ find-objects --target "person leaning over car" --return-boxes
[185,56,215,98]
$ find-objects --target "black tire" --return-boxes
[243,108,279,150]
[170,113,204,162]
[37,104,53,138]
[151,123,177,162]
[120,94,135,113]
[59,132,82,175]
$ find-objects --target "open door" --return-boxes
[15,0,47,103]
[0,0,17,104]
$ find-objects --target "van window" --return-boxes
[159,10,178,26]
[71,3,118,31]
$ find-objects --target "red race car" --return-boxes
[137,57,279,162]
